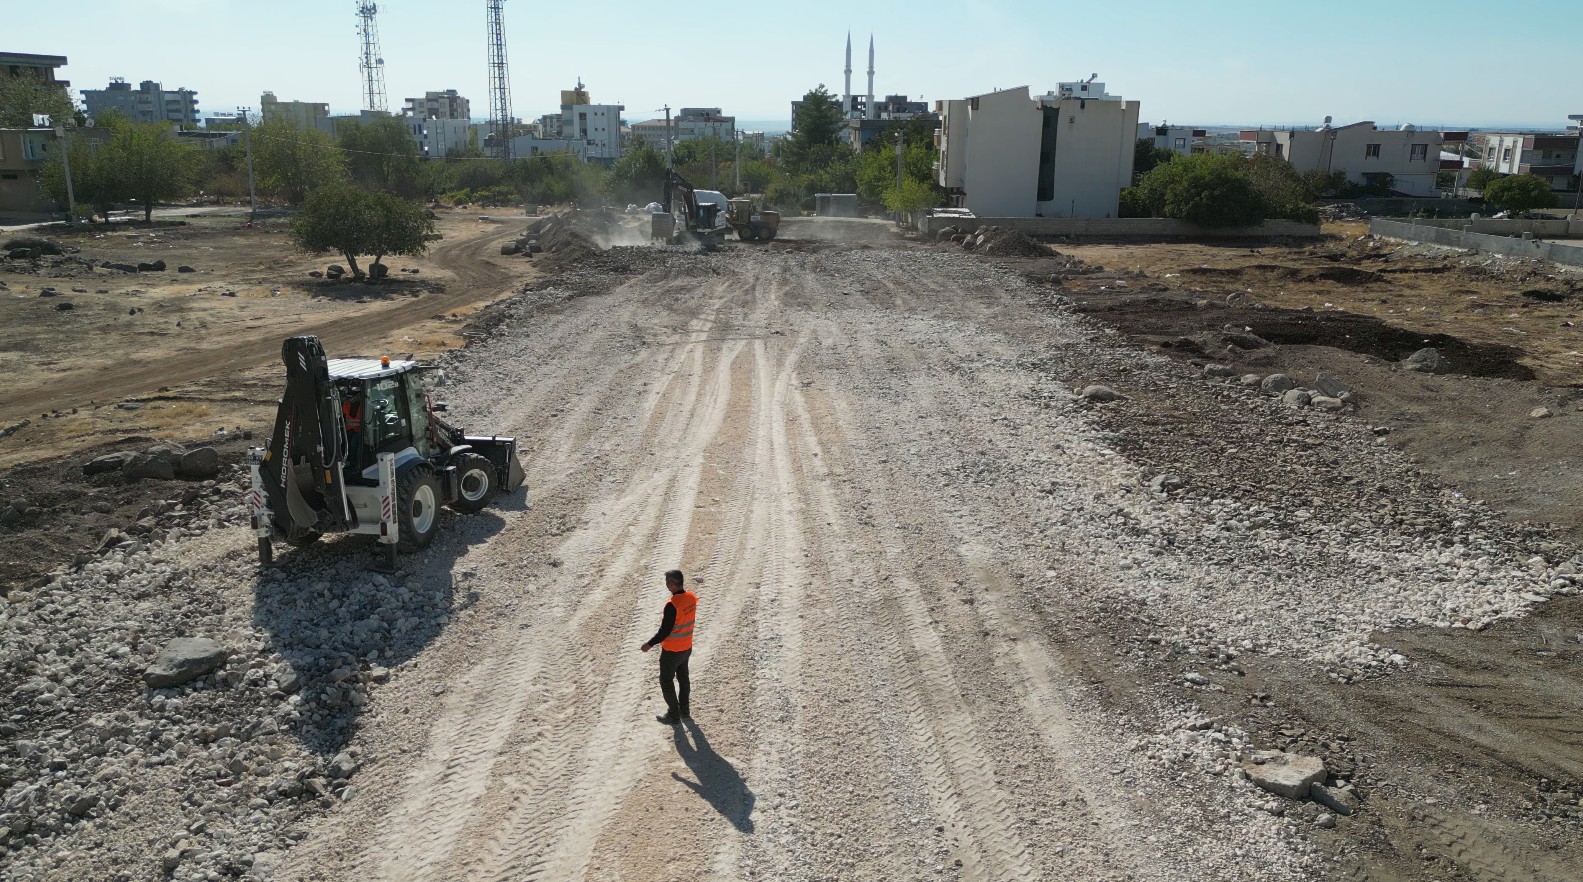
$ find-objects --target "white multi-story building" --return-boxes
[405,117,473,158]
[1241,121,1446,197]
[629,107,736,152]
[1140,123,1208,156]
[1472,131,1579,191]
[82,78,199,126]
[402,89,471,121]
[935,81,1139,218]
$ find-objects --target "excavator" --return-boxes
[248,336,525,570]
[656,170,778,243]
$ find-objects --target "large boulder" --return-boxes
[1242,750,1326,799]
[122,453,175,481]
[1313,371,1352,399]
[500,241,521,256]
[1260,374,1296,395]
[83,452,134,475]
[177,446,221,479]
[1402,347,1444,373]
[1080,385,1122,403]
[143,638,229,688]
[135,259,168,272]
[368,262,389,280]
[146,442,188,467]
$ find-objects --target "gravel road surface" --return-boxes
[2,237,1574,881]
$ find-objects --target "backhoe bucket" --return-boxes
[465,435,526,492]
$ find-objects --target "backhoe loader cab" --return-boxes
[249,336,525,569]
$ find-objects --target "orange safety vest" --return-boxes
[342,400,363,432]
[662,590,697,652]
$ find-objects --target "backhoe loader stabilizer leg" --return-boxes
[249,458,274,566]
[373,451,398,572]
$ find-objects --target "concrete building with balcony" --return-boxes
[1240,121,1447,197]
[935,81,1139,218]
[82,78,199,126]
[1,51,69,90]
[260,92,330,129]
[402,89,470,121]
[405,116,473,158]
[1140,123,1208,156]
[1472,131,1579,191]
[629,107,736,152]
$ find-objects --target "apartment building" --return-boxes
[1473,132,1579,191]
[629,107,736,151]
[1140,123,1208,156]
[402,90,470,121]
[935,81,1139,218]
[260,92,330,129]
[0,125,109,214]
[82,78,199,126]
[1240,121,1446,196]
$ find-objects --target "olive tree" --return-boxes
[291,184,439,278]
[1483,174,1557,213]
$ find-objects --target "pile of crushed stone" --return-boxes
[934,224,1054,259]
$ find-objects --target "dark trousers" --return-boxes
[658,648,691,717]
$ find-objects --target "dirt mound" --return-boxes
[937,224,1053,259]
[509,209,652,272]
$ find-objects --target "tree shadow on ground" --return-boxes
[291,277,446,302]
[250,487,522,756]
[671,719,755,832]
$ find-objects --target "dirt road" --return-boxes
[4,234,1576,882]
[266,243,1574,881]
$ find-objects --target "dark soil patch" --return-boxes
[1072,296,1535,380]
[1308,266,1385,284]
[0,433,251,595]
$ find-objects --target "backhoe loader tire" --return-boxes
[450,453,497,514]
[397,466,441,551]
[737,228,755,242]
[758,225,776,242]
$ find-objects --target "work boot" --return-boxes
[657,712,680,726]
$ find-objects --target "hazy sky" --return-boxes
[10,0,1580,129]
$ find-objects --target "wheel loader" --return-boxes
[248,336,525,569]
[724,197,779,242]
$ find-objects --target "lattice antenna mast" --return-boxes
[356,2,388,112]
[486,0,514,159]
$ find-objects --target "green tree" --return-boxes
[1248,155,1320,223]
[0,75,74,128]
[38,131,116,220]
[1466,167,1503,191]
[786,85,844,162]
[104,121,203,222]
[1483,174,1558,213]
[1132,153,1269,227]
[857,141,936,201]
[882,177,941,215]
[337,116,422,197]
[607,140,668,205]
[1133,139,1175,178]
[253,117,346,204]
[1299,168,1348,200]
[291,184,439,278]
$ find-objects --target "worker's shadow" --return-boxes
[671,720,755,832]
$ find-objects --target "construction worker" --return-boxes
[640,569,696,725]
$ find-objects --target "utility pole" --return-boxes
[734,128,741,192]
[710,137,717,190]
[663,105,673,168]
[53,124,76,226]
[240,108,257,224]
[894,130,904,225]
